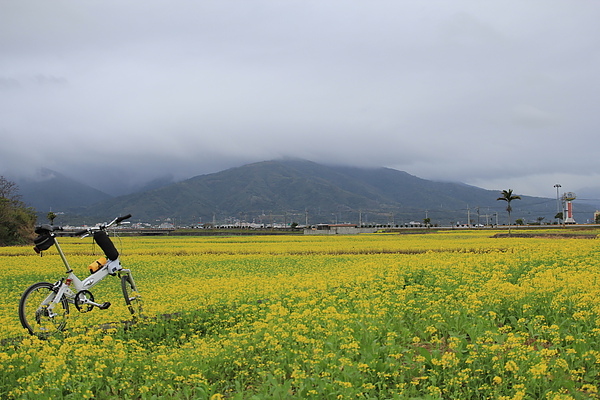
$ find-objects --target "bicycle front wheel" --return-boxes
[19,282,69,337]
[121,274,143,318]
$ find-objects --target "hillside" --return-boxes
[72,159,561,226]
[14,168,112,213]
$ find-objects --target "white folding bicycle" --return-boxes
[18,214,143,337]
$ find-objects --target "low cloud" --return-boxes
[512,104,561,128]
[1,1,599,197]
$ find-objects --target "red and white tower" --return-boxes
[563,192,576,224]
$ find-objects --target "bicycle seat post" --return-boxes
[53,237,73,274]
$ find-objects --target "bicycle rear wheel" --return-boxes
[121,274,143,318]
[19,282,69,337]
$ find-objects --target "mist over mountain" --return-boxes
[28,159,582,226]
[13,168,112,212]
[9,160,598,227]
[127,174,177,195]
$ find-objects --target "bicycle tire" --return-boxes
[121,274,143,318]
[19,282,69,337]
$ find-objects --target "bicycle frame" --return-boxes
[56,238,113,290]
[42,236,117,314]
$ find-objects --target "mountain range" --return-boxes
[15,168,112,211]
[10,159,599,226]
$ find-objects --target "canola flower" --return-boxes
[1,229,600,398]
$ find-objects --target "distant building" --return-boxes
[305,224,377,235]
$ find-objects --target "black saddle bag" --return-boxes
[33,233,55,253]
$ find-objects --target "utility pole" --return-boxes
[554,184,561,223]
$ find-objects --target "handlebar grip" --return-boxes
[75,229,88,236]
[116,214,132,224]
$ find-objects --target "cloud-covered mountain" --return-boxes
[13,168,112,212]
[58,159,568,226]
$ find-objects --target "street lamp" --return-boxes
[554,184,561,223]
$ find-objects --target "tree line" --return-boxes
[0,176,36,246]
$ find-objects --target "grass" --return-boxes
[1,229,600,399]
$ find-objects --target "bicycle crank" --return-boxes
[74,290,111,312]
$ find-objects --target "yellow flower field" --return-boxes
[1,229,600,399]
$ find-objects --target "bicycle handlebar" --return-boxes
[116,214,132,224]
[74,214,132,237]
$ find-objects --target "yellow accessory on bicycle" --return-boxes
[88,257,107,274]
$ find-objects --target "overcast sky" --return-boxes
[1,1,599,197]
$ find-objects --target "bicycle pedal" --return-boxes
[98,302,111,310]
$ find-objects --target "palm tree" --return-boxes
[47,211,57,225]
[497,189,521,235]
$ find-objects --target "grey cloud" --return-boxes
[1,0,600,197]
[0,77,21,90]
[511,105,561,128]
